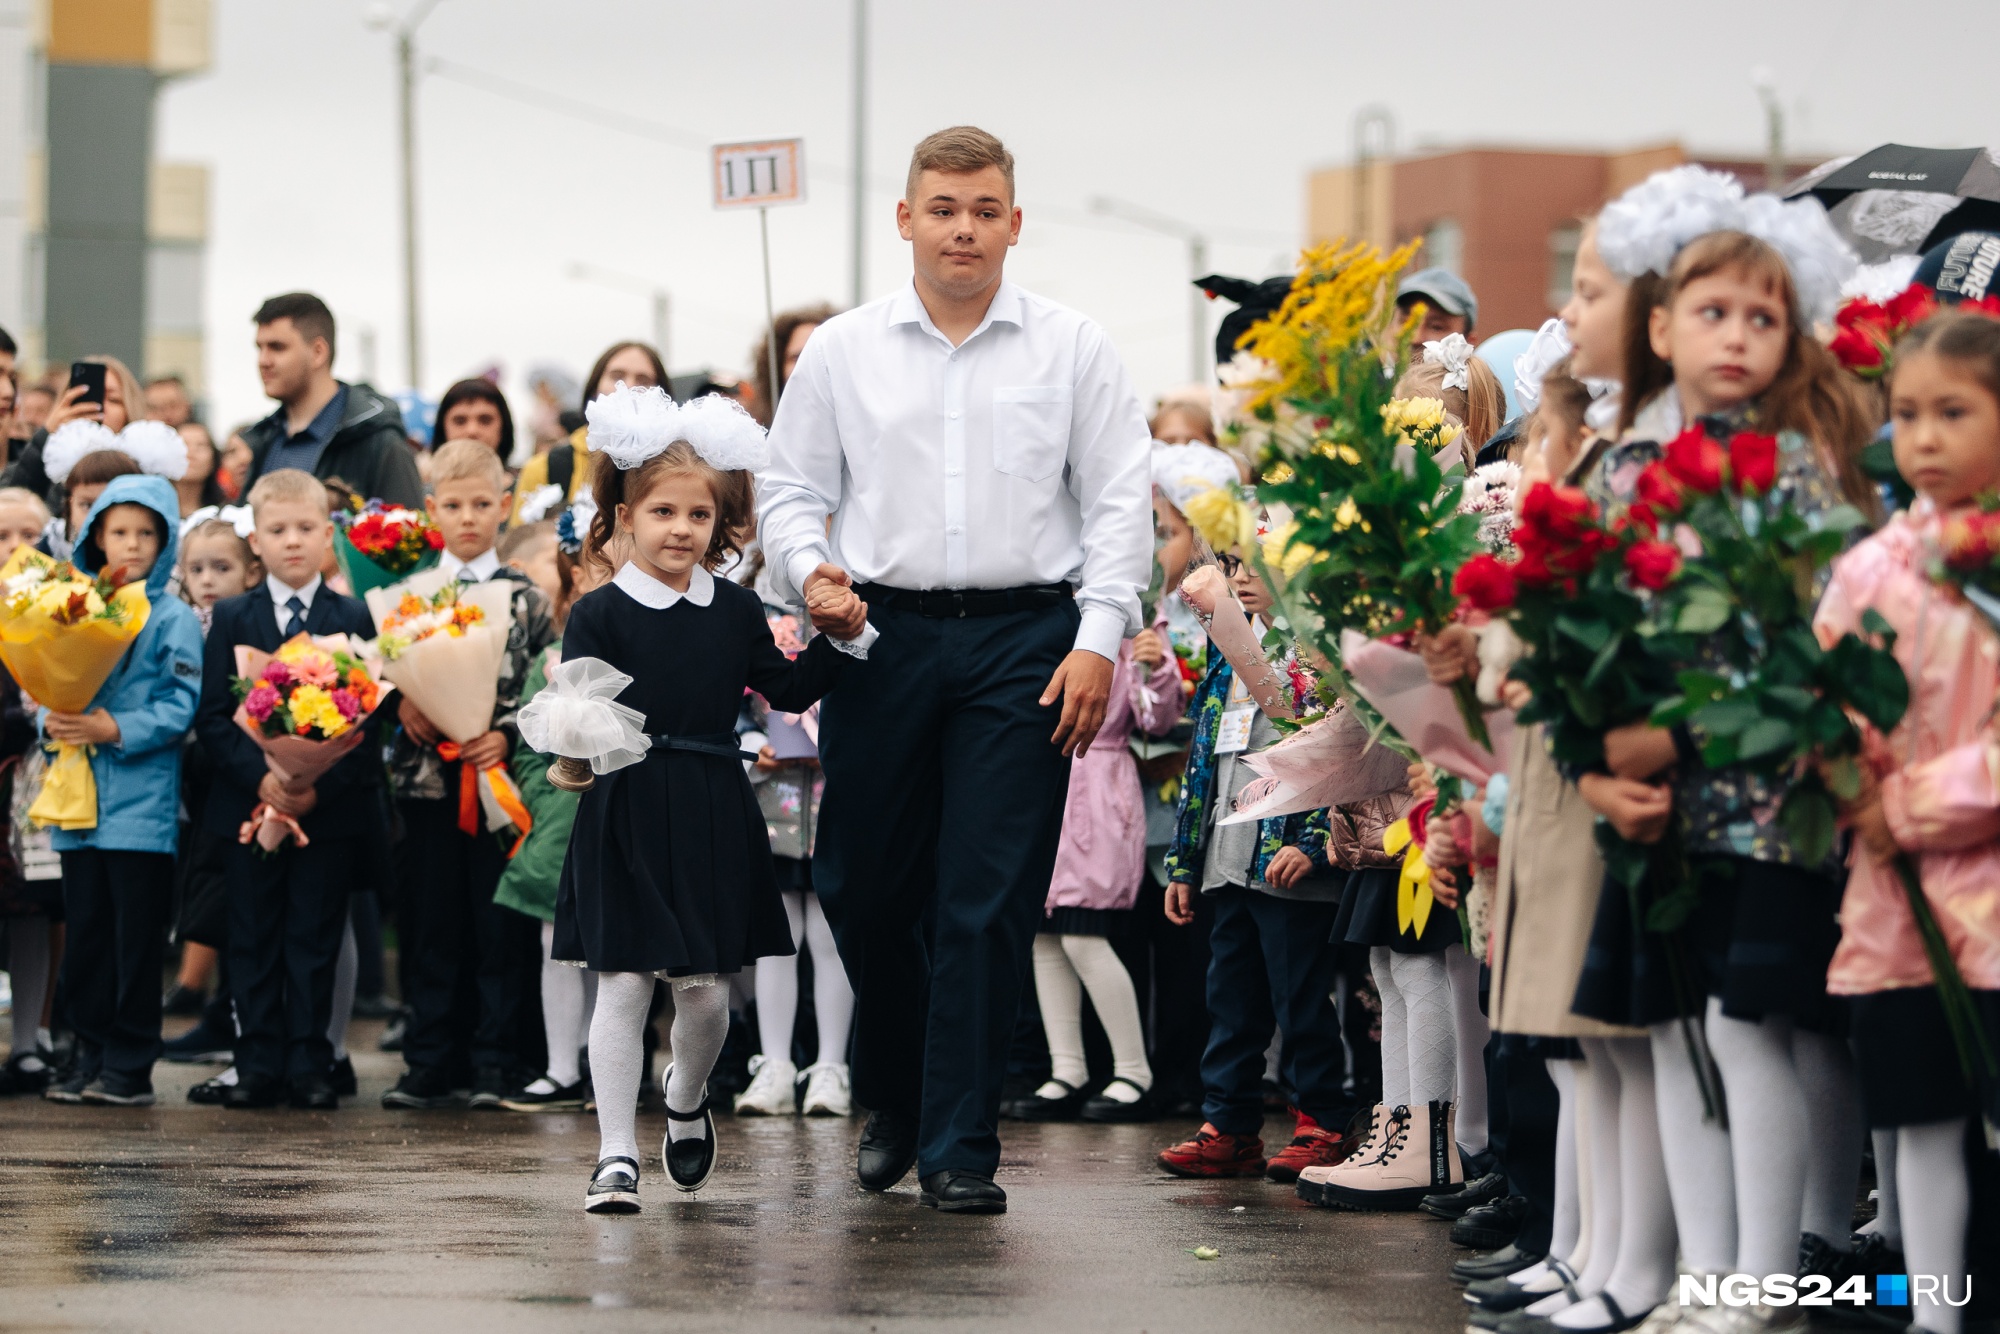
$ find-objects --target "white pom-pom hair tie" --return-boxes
[116,420,190,481]
[585,382,770,474]
[42,420,121,486]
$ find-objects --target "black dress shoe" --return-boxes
[222,1075,285,1109]
[289,1074,338,1110]
[187,1071,235,1104]
[919,1170,1006,1214]
[1079,1078,1155,1123]
[1451,1242,1545,1285]
[1453,1192,1530,1249]
[1006,1079,1082,1121]
[1421,1169,1510,1220]
[330,1056,357,1097]
[855,1108,919,1191]
[660,1064,716,1192]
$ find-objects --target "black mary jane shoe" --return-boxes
[919,1169,1007,1215]
[585,1156,642,1214]
[660,1064,716,1193]
[1006,1079,1083,1122]
[1079,1078,1154,1123]
[856,1108,919,1191]
[289,1073,339,1110]
[221,1074,286,1109]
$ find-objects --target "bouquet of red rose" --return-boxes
[1932,497,2000,633]
[334,501,443,597]
[1829,284,1941,380]
[229,632,396,851]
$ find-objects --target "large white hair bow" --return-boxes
[116,420,190,481]
[1594,164,1856,325]
[1513,320,1572,413]
[1422,333,1475,391]
[585,383,769,473]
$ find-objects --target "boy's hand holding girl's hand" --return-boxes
[44,708,119,747]
[259,771,316,817]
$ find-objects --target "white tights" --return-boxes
[1549,1038,1676,1328]
[1796,1029,1864,1249]
[1549,1058,1583,1263]
[7,914,51,1059]
[1703,998,1810,1278]
[755,890,853,1068]
[1649,1016,1735,1275]
[1897,1118,1971,1334]
[1372,947,1455,1106]
[1033,933,1152,1096]
[591,972,731,1165]
[540,922,597,1088]
[1444,944,1490,1155]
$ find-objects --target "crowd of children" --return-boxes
[2,165,1996,1334]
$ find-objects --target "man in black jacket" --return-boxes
[242,293,423,509]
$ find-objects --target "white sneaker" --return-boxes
[799,1061,852,1117]
[732,1055,798,1116]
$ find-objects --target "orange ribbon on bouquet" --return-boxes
[437,740,533,856]
[238,802,309,851]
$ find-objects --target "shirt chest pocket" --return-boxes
[991,385,1072,482]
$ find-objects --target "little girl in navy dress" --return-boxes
[520,385,871,1211]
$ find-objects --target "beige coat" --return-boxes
[1487,721,1645,1039]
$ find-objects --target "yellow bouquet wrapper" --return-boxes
[0,545,152,830]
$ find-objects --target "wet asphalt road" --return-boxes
[1,1023,1472,1333]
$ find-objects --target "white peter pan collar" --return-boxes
[614,561,715,610]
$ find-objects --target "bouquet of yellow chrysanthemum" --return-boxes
[1188,240,1493,749]
[0,545,150,830]
[230,633,397,851]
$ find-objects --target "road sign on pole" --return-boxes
[713,139,806,414]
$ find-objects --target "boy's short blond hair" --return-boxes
[430,439,510,492]
[497,519,554,563]
[0,486,53,524]
[246,468,331,519]
[906,125,1014,204]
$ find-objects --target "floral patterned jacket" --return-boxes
[1587,394,1847,870]
[390,566,557,802]
[1162,651,1331,888]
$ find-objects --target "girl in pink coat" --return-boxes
[1012,622,1185,1122]
[1813,310,2000,1334]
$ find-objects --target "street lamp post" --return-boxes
[1090,195,1211,385]
[367,0,445,392]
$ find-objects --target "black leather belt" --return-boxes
[650,733,755,761]
[855,582,1073,619]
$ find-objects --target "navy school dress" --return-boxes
[551,563,850,978]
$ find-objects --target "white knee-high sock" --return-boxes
[1390,950,1454,1104]
[1372,947,1410,1105]
[802,893,853,1065]
[1649,1019,1736,1275]
[1549,1058,1584,1264]
[1795,1028,1863,1250]
[7,915,51,1060]
[755,890,805,1061]
[1444,944,1490,1153]
[327,918,357,1061]
[1899,1118,1969,1334]
[590,972,656,1164]
[1568,1041,1626,1302]
[538,923,589,1087]
[1861,1128,1901,1246]
[1033,934,1087,1090]
[1064,934,1153,1092]
[1571,1037,1675,1323]
[664,977,730,1143]
[1704,998,1807,1278]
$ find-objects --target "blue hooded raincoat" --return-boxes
[48,473,203,855]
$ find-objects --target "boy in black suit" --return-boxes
[194,468,388,1109]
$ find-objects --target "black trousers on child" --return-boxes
[227,838,360,1082]
[815,598,1076,1179]
[59,848,175,1078]
[398,786,541,1078]
[1199,885,1350,1136]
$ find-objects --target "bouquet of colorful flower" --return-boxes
[0,545,151,830]
[334,500,443,597]
[229,633,396,850]
[365,568,530,849]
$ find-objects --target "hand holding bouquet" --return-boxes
[334,500,443,597]
[0,546,151,830]
[231,633,396,850]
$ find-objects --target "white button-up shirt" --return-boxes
[440,548,501,584]
[267,573,321,638]
[757,279,1153,662]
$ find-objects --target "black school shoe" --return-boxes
[1003,1079,1082,1121]
[856,1108,920,1191]
[468,1065,510,1110]
[0,1051,53,1095]
[43,1066,95,1103]
[1420,1168,1509,1220]
[381,1065,462,1109]
[920,1170,1007,1214]
[660,1064,716,1192]
[1453,1192,1530,1249]
[80,1070,155,1106]
[498,1077,588,1112]
[330,1056,357,1097]
[585,1156,641,1214]
[187,1069,236,1104]
[1079,1078,1155,1123]
[1451,1242,1545,1285]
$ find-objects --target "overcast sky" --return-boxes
[158,0,2000,435]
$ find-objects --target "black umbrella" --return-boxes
[1787,144,2000,262]
[1195,274,1293,374]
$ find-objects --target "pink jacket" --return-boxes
[1045,635,1187,915]
[1814,504,2000,994]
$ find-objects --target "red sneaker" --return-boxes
[1157,1123,1268,1178]
[1263,1111,1346,1183]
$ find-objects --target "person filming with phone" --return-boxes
[1,354,144,500]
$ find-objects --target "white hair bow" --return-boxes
[1422,333,1475,392]
[585,383,769,473]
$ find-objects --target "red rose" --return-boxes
[1959,294,2000,320]
[1883,283,1938,331]
[1662,426,1725,494]
[1452,553,1517,612]
[1517,481,1596,541]
[425,528,445,550]
[1835,297,1886,331]
[1727,431,1779,494]
[1623,539,1682,591]
[1828,324,1886,372]
[1634,460,1685,517]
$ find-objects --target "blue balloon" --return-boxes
[1474,328,1538,421]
